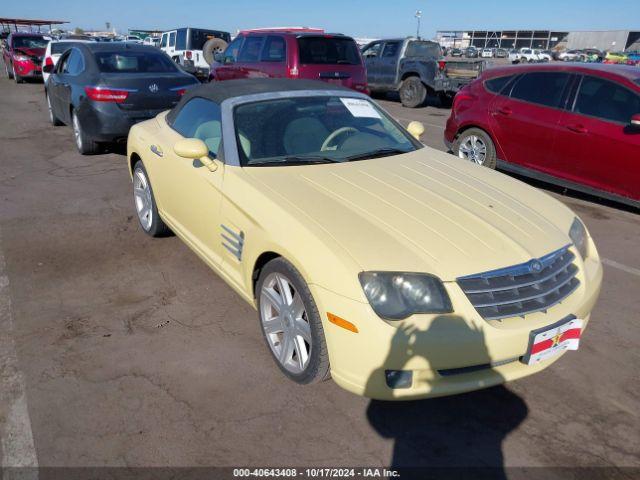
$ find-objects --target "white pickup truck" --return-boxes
[509,48,543,63]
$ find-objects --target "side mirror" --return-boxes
[631,114,640,129]
[174,138,217,171]
[42,63,54,74]
[407,121,425,140]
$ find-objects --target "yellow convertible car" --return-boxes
[127,79,602,400]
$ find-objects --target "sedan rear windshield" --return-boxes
[94,51,178,73]
[297,37,361,65]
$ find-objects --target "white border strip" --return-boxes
[0,232,38,471]
[602,258,640,278]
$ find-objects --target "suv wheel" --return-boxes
[72,110,100,155]
[256,258,330,385]
[453,128,497,169]
[399,76,427,108]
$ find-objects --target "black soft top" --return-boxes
[167,79,353,123]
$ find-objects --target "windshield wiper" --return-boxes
[342,148,411,162]
[248,155,342,166]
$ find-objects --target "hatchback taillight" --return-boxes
[84,86,130,103]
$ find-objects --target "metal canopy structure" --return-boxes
[0,17,69,33]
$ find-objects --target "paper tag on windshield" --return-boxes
[340,98,381,119]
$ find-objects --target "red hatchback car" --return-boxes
[210,28,368,94]
[445,63,640,208]
[3,33,48,83]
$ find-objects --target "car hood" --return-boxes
[244,148,574,281]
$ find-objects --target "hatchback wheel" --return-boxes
[72,110,100,155]
[454,128,497,169]
[256,258,330,384]
[132,161,170,237]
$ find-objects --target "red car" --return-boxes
[445,63,640,208]
[210,28,368,94]
[3,33,48,83]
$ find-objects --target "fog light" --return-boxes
[385,370,413,389]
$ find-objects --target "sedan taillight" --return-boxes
[84,86,130,103]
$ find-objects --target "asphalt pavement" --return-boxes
[0,75,638,475]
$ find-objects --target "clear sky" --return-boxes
[3,0,638,38]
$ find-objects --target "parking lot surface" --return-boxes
[0,76,639,473]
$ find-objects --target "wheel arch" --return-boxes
[129,152,142,177]
[251,251,282,299]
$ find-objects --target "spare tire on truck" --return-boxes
[203,38,228,66]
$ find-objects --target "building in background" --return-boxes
[436,29,640,51]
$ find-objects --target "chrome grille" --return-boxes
[457,246,579,320]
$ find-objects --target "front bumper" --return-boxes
[312,244,603,400]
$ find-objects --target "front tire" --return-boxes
[132,161,171,237]
[13,64,23,83]
[72,110,100,154]
[256,258,330,385]
[453,128,497,169]
[399,76,427,108]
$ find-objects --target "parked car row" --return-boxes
[0,32,611,399]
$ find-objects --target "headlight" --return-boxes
[13,54,29,62]
[569,217,588,259]
[359,272,452,320]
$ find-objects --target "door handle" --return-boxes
[566,124,588,134]
[494,107,512,116]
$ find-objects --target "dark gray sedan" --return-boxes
[44,42,198,154]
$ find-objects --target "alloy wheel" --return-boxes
[47,95,54,123]
[260,272,312,374]
[72,113,83,151]
[133,168,153,231]
[458,135,487,165]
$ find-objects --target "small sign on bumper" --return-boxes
[522,315,583,365]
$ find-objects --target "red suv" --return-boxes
[3,33,48,83]
[210,28,368,93]
[445,63,640,208]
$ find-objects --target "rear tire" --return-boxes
[399,76,427,108]
[72,110,100,155]
[46,92,63,126]
[132,161,171,237]
[453,128,497,169]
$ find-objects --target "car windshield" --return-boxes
[405,41,440,58]
[13,36,47,49]
[233,96,420,166]
[297,37,361,65]
[94,51,178,73]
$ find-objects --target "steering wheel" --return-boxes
[320,127,359,151]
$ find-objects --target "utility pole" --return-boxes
[415,10,422,39]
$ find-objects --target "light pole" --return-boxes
[415,10,422,39]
